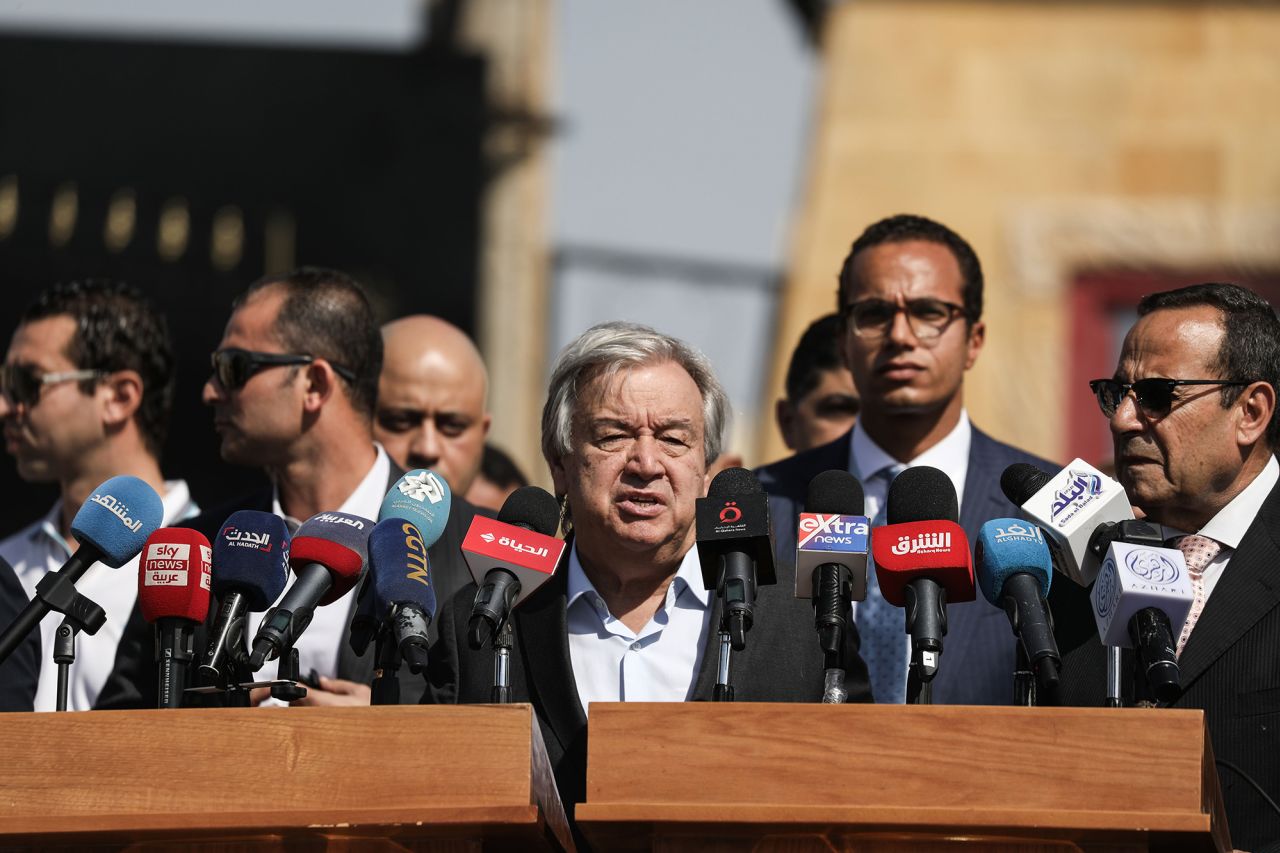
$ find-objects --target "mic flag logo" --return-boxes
[990,522,1044,544]
[402,522,430,587]
[481,532,495,543]
[89,491,145,533]
[718,501,742,524]
[889,530,952,556]
[1125,549,1181,585]
[399,470,447,504]
[221,526,275,552]
[797,513,869,549]
[1050,469,1103,522]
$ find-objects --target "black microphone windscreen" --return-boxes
[1000,462,1053,507]
[886,465,958,524]
[497,486,561,537]
[804,470,865,516]
[707,466,763,498]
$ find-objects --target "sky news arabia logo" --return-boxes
[88,492,144,533]
[222,527,273,552]
[890,531,952,556]
[991,522,1044,544]
[1124,549,1181,585]
[1049,469,1103,522]
[399,471,447,504]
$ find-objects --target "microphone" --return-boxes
[974,519,1061,693]
[463,486,564,650]
[351,468,453,656]
[796,469,867,650]
[200,511,291,683]
[1090,523,1193,704]
[138,528,212,708]
[366,517,437,674]
[1000,460,1134,586]
[871,466,974,691]
[695,467,777,651]
[248,511,371,670]
[0,476,163,664]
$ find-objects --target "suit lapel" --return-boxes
[958,429,1008,538]
[514,565,586,751]
[1177,480,1280,688]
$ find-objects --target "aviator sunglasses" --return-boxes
[1089,377,1256,419]
[0,364,105,408]
[211,347,356,391]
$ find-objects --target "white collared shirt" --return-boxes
[245,444,390,697]
[565,543,712,715]
[1159,454,1279,604]
[0,480,200,712]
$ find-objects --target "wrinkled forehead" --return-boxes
[1117,306,1224,379]
[573,359,705,427]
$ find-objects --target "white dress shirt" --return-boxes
[1159,454,1278,604]
[849,411,972,621]
[0,480,200,711]
[566,542,712,715]
[245,444,390,699]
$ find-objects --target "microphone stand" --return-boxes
[713,617,733,702]
[53,617,78,712]
[270,630,307,703]
[491,621,513,703]
[371,627,402,706]
[1013,643,1036,706]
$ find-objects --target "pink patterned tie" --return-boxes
[1172,534,1222,658]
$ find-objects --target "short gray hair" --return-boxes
[541,321,731,467]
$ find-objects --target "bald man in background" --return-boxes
[375,316,492,496]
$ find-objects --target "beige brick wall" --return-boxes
[760,1,1280,467]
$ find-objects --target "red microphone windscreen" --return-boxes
[871,520,975,607]
[138,528,213,623]
[290,536,365,605]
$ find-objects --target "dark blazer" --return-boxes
[755,424,1058,706]
[1051,478,1280,851]
[423,549,873,846]
[0,555,39,712]
[95,467,486,709]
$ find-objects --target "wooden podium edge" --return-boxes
[527,706,576,852]
[1199,721,1234,853]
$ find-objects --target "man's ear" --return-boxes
[100,370,144,430]
[775,398,797,451]
[964,320,986,370]
[302,360,340,413]
[1236,379,1276,448]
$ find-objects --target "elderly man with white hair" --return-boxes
[424,320,872,841]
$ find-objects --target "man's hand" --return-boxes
[289,676,371,706]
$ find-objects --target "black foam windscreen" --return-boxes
[886,465,959,524]
[497,486,561,537]
[707,466,762,498]
[804,470,865,516]
[999,462,1053,507]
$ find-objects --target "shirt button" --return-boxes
[630,641,642,651]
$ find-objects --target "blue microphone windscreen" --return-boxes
[379,469,452,549]
[974,518,1053,605]
[71,476,164,567]
[368,517,437,618]
[212,511,291,610]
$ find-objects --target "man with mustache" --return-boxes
[1054,283,1280,850]
[757,214,1055,705]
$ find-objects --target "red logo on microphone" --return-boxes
[719,501,742,524]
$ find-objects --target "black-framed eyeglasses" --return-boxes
[840,298,967,341]
[0,364,104,408]
[210,348,357,392]
[1089,377,1256,419]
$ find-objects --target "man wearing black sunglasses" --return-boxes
[0,281,199,712]
[1054,283,1280,849]
[97,268,483,710]
[758,213,1057,706]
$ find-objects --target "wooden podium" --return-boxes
[576,703,1231,852]
[0,704,574,852]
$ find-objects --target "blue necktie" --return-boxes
[858,464,909,703]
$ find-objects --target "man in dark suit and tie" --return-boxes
[757,214,1056,706]
[1053,283,1280,850]
[425,320,872,843]
[97,268,481,709]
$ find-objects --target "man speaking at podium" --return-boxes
[1054,283,1280,850]
[425,321,872,834]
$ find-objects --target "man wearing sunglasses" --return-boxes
[0,281,199,711]
[1053,283,1280,849]
[758,214,1056,706]
[97,268,483,710]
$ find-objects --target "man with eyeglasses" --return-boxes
[758,214,1056,706]
[0,281,199,711]
[1053,283,1280,849]
[96,268,481,709]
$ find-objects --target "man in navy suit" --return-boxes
[1053,283,1280,850]
[757,214,1056,706]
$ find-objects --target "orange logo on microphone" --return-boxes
[719,501,742,524]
